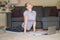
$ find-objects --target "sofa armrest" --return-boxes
[7,13,12,28]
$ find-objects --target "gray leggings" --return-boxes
[22,20,34,30]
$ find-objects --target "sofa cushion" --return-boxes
[12,17,24,22]
[42,17,59,21]
[33,6,43,17]
[11,6,25,17]
[43,22,59,29]
[44,6,58,17]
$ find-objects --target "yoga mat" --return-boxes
[5,31,48,36]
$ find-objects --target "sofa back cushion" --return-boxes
[33,6,44,17]
[44,6,58,17]
[11,6,26,17]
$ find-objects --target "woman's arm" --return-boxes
[33,20,36,32]
[33,11,36,32]
[24,16,28,33]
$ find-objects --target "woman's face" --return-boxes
[26,3,33,10]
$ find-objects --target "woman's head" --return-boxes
[25,2,33,10]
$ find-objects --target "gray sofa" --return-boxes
[7,6,60,31]
[58,10,60,28]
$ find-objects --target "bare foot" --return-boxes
[24,32,29,34]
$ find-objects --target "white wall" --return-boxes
[17,0,60,9]
[56,0,60,9]
[17,0,59,6]
[0,0,60,9]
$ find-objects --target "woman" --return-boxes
[22,2,36,34]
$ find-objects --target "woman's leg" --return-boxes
[15,23,24,32]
